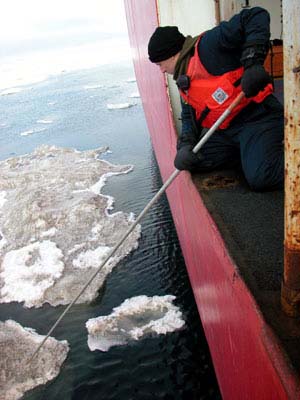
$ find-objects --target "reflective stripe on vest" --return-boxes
[179,37,273,129]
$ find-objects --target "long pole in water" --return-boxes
[28,91,245,363]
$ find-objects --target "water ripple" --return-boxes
[1,65,220,400]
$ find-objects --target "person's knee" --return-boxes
[247,176,269,191]
[245,163,284,191]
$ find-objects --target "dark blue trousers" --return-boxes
[196,95,284,191]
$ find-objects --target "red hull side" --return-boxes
[124,1,300,398]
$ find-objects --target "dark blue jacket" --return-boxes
[199,7,270,75]
[180,7,271,143]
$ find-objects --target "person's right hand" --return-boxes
[174,145,202,171]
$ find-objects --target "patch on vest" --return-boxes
[212,88,229,104]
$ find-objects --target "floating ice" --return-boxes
[36,119,53,124]
[128,92,140,98]
[1,240,64,305]
[0,192,7,250]
[0,88,23,96]
[0,145,141,307]
[40,227,57,238]
[84,84,103,90]
[86,295,185,351]
[0,320,69,400]
[0,37,131,92]
[72,245,112,270]
[0,231,7,250]
[20,127,46,136]
[0,191,6,208]
[107,103,135,110]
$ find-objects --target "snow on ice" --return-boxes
[0,320,69,400]
[86,295,185,351]
[0,145,141,307]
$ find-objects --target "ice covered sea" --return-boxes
[0,61,220,399]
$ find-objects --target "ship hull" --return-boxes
[124,1,299,398]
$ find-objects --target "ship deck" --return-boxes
[191,79,300,372]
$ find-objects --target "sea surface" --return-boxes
[0,60,220,399]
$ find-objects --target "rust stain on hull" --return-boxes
[284,246,300,289]
[194,174,239,190]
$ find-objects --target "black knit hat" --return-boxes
[148,26,185,63]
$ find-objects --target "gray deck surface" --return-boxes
[193,168,300,371]
[192,80,300,372]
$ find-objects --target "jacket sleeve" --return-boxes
[212,7,270,48]
[177,99,199,149]
[199,7,270,74]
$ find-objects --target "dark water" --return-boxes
[0,62,220,399]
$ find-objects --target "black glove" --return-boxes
[174,145,203,171]
[241,64,272,98]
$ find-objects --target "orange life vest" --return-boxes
[179,38,273,129]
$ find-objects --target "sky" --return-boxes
[0,0,132,90]
[0,0,128,43]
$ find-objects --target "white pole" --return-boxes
[28,91,245,363]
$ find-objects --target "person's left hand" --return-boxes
[174,145,203,171]
[241,64,272,98]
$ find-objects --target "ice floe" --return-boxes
[20,127,47,137]
[107,103,135,110]
[36,119,53,124]
[128,92,140,98]
[0,88,24,96]
[84,84,103,90]
[0,320,69,400]
[1,240,64,305]
[86,295,185,351]
[0,191,6,208]
[0,145,141,307]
